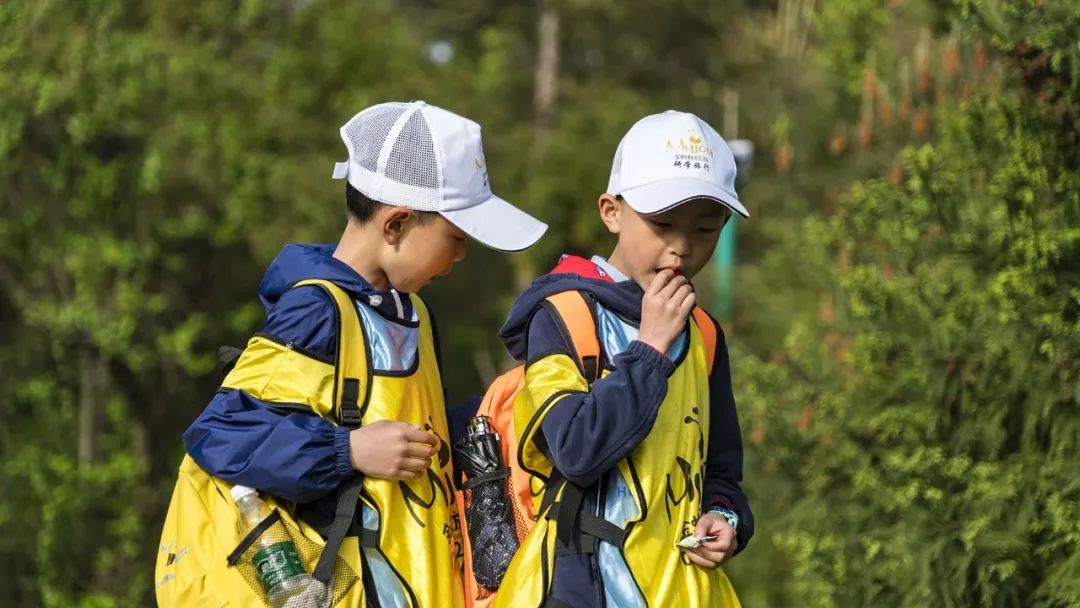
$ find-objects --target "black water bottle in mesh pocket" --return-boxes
[453,415,521,590]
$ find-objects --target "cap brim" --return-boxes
[440,194,548,252]
[619,177,749,219]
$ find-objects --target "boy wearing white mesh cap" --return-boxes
[492,111,752,607]
[180,101,546,607]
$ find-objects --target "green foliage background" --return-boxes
[1,0,1076,605]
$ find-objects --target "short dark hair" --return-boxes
[345,182,383,223]
[345,183,436,224]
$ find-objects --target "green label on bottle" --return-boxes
[252,541,306,592]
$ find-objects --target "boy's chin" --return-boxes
[395,274,443,293]
[630,273,654,291]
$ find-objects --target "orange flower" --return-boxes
[888,164,903,186]
[775,143,792,173]
[877,97,894,125]
[974,42,988,71]
[829,131,848,156]
[944,39,961,77]
[917,66,933,93]
[913,110,930,135]
[750,426,767,446]
[858,120,873,148]
[795,404,815,432]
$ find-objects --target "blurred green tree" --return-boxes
[733,1,1080,606]
[0,1,447,604]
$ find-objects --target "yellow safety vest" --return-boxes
[155,279,463,608]
[494,313,741,608]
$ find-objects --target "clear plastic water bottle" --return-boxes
[231,485,319,608]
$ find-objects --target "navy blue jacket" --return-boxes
[183,244,419,513]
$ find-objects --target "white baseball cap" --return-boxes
[607,110,749,219]
[332,101,548,252]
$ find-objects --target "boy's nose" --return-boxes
[453,241,467,263]
[668,234,691,257]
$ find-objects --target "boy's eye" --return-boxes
[699,226,721,234]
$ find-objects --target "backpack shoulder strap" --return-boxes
[291,280,369,585]
[691,307,718,374]
[542,291,602,384]
[293,279,369,427]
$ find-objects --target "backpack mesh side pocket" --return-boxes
[462,469,525,594]
[227,510,359,607]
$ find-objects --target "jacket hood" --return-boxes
[497,255,645,360]
[257,243,382,311]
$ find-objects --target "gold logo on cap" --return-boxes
[665,131,713,157]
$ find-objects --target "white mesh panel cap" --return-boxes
[332,100,547,252]
[607,110,749,219]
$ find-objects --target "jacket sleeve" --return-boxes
[701,321,755,553]
[521,306,676,488]
[183,286,355,504]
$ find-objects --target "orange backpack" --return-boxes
[455,291,717,608]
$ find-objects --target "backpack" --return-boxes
[155,279,370,608]
[454,290,718,608]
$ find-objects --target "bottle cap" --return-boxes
[467,415,493,436]
[230,485,257,502]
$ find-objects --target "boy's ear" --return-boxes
[381,207,415,246]
[598,193,622,235]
